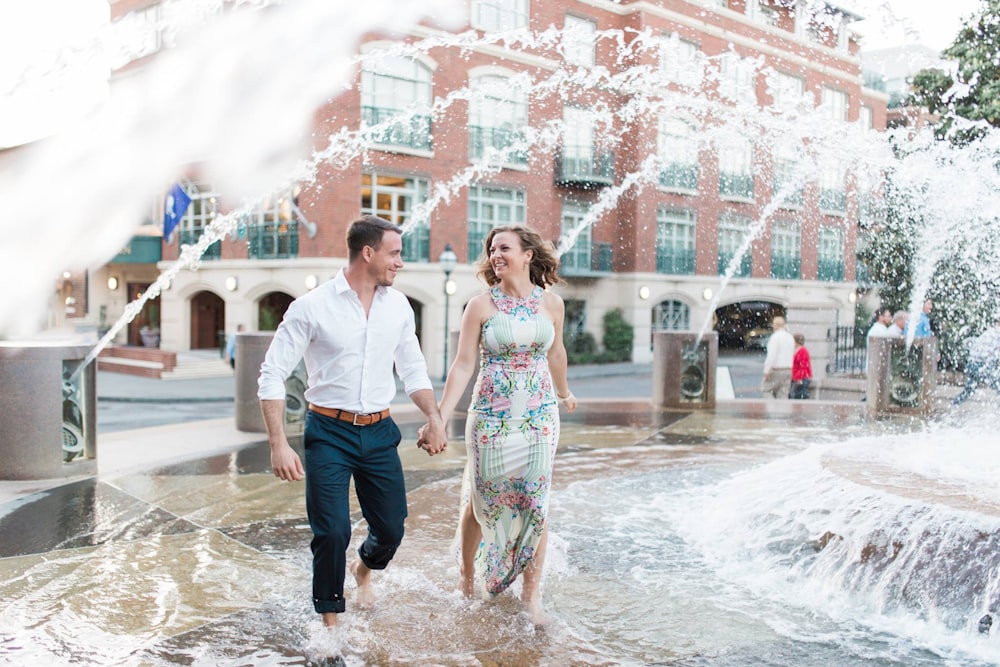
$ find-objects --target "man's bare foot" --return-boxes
[350,560,376,609]
[522,596,550,626]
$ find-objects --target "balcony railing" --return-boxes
[656,248,696,274]
[770,255,801,280]
[361,105,432,151]
[402,224,429,262]
[561,242,613,276]
[819,188,847,213]
[179,229,221,259]
[817,258,845,282]
[718,251,751,277]
[659,163,698,191]
[720,172,754,199]
[248,223,299,259]
[469,125,528,164]
[555,147,614,187]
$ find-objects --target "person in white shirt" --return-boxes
[887,311,907,337]
[762,315,796,398]
[258,215,448,630]
[867,308,893,338]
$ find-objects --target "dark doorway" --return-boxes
[714,301,784,350]
[191,291,225,349]
[258,292,294,330]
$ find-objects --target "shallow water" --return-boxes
[2,402,998,665]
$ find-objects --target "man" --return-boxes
[762,315,796,399]
[225,323,245,369]
[887,311,907,338]
[257,215,448,628]
[867,308,893,339]
[913,299,934,338]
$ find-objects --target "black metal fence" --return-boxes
[827,325,867,376]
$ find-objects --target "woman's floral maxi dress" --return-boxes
[462,285,558,596]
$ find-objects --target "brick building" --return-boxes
[99,0,888,379]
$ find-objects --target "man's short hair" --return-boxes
[893,311,908,322]
[346,215,402,261]
[772,315,786,329]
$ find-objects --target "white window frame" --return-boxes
[659,34,702,88]
[718,214,752,276]
[719,52,757,105]
[747,0,779,26]
[561,201,593,272]
[656,208,696,274]
[653,299,691,331]
[769,71,805,111]
[563,15,596,68]
[770,219,801,278]
[471,0,529,31]
[469,74,529,163]
[360,55,434,149]
[719,138,754,200]
[361,172,431,262]
[658,115,699,192]
[821,86,849,121]
[859,105,873,131]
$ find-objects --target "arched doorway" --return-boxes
[258,292,294,330]
[190,291,225,349]
[714,301,784,350]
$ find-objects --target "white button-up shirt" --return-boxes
[764,327,796,373]
[257,269,432,412]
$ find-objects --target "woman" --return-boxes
[790,332,812,399]
[436,224,577,624]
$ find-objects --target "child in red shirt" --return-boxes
[791,333,812,399]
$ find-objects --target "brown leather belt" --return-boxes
[308,404,390,426]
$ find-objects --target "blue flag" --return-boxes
[163,183,192,243]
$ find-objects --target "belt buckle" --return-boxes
[353,412,365,426]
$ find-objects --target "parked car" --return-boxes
[743,327,773,349]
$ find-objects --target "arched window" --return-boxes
[653,299,690,331]
[469,75,528,164]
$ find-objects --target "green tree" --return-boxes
[908,0,1000,142]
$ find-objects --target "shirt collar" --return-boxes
[332,267,387,298]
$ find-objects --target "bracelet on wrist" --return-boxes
[557,391,574,400]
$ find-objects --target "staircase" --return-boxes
[98,347,232,379]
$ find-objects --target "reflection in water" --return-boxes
[2,406,999,664]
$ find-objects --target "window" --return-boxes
[247,186,302,259]
[563,15,596,67]
[653,300,691,331]
[560,201,592,272]
[177,182,221,259]
[658,116,699,191]
[471,0,529,31]
[859,105,873,130]
[118,3,163,61]
[564,298,588,338]
[821,86,848,121]
[559,107,613,182]
[772,147,802,206]
[361,172,431,262]
[361,55,433,150]
[818,226,845,281]
[819,160,846,213]
[467,185,525,263]
[770,220,800,280]
[719,138,754,200]
[719,52,757,104]
[747,0,779,26]
[656,208,696,274]
[718,214,752,277]
[469,75,528,164]
[768,71,805,111]
[660,35,702,87]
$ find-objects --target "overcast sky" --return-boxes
[853,0,982,52]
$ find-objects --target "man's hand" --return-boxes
[416,419,448,456]
[271,441,305,481]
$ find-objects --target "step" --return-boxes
[97,356,165,379]
[161,360,233,380]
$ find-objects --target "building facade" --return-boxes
[98,0,888,380]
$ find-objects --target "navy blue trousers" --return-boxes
[303,411,406,614]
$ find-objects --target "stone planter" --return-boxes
[140,329,161,348]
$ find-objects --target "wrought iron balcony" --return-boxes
[469,125,528,164]
[659,163,698,191]
[361,106,432,151]
[770,255,801,280]
[718,251,751,277]
[561,242,613,277]
[248,222,299,259]
[656,248,696,275]
[555,147,614,187]
[817,258,845,282]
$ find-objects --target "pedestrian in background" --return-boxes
[790,332,812,399]
[762,315,795,399]
[225,323,245,369]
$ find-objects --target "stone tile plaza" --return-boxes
[3,0,1000,665]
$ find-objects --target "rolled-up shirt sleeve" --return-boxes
[394,304,433,396]
[258,300,313,401]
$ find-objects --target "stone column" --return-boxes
[866,337,938,417]
[0,343,97,480]
[652,331,718,409]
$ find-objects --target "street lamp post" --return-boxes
[439,242,458,382]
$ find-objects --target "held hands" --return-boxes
[416,419,448,456]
